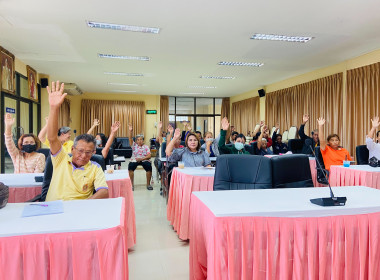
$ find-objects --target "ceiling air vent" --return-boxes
[64,83,83,95]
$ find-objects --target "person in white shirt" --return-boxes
[366,116,380,160]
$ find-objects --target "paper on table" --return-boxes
[22,200,64,218]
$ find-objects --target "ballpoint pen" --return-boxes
[29,204,49,207]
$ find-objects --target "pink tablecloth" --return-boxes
[7,178,136,249]
[0,199,129,280]
[167,168,214,240]
[330,165,380,189]
[189,194,380,280]
[309,158,326,187]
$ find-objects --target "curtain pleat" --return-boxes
[265,73,343,148]
[346,62,380,157]
[231,97,260,135]
[58,99,71,128]
[221,97,230,121]
[160,96,169,130]
[80,99,145,137]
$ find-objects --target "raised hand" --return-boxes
[167,124,174,134]
[93,119,100,126]
[275,123,280,130]
[4,113,15,127]
[371,116,380,128]
[128,123,133,131]
[158,121,163,129]
[187,123,192,131]
[111,121,120,134]
[259,120,265,127]
[221,117,229,131]
[261,124,268,132]
[47,81,67,108]
[303,114,309,124]
[317,117,325,126]
[173,128,181,139]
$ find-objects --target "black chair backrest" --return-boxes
[356,145,369,165]
[37,148,50,159]
[314,146,329,185]
[271,154,314,188]
[96,147,114,166]
[287,139,304,154]
[161,142,167,158]
[244,144,255,155]
[115,137,131,148]
[213,154,272,191]
[250,141,259,155]
[90,154,106,171]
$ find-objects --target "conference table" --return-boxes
[330,165,380,189]
[0,170,136,249]
[159,157,217,162]
[0,198,129,280]
[189,186,380,280]
[167,167,215,240]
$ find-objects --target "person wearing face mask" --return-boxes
[4,113,45,173]
[318,117,352,171]
[257,125,274,156]
[201,131,220,157]
[38,116,73,153]
[218,117,250,155]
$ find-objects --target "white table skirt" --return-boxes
[0,197,123,237]
[194,186,380,217]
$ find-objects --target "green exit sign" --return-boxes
[146,110,157,114]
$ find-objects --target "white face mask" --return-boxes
[234,142,244,151]
[96,139,102,146]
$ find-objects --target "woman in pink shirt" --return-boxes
[4,113,45,173]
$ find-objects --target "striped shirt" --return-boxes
[4,134,45,173]
[169,147,211,167]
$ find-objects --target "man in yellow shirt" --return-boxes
[38,118,74,153]
[45,81,109,201]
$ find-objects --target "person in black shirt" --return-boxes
[272,124,288,154]
[299,114,320,154]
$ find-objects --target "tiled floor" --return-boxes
[123,160,190,280]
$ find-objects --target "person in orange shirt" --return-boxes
[318,117,352,171]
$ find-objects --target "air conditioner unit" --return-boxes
[64,83,83,95]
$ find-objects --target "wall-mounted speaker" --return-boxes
[41,78,48,88]
[258,89,265,97]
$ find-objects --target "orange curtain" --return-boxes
[346,62,380,156]
[58,99,71,128]
[80,99,145,137]
[231,97,260,135]
[160,96,169,129]
[221,97,230,120]
[265,73,343,144]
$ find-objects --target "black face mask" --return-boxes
[22,144,36,153]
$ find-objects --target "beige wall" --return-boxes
[230,48,380,132]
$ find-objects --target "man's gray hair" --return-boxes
[136,134,144,140]
[58,126,71,136]
[73,134,96,148]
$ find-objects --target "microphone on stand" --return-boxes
[309,145,347,206]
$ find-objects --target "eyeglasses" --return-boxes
[74,147,94,157]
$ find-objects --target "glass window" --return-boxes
[20,101,30,133]
[33,103,38,135]
[176,98,194,115]
[169,97,175,114]
[20,76,29,99]
[196,98,214,114]
[215,98,222,115]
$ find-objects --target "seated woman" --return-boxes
[366,116,380,160]
[318,117,352,171]
[4,113,45,173]
[257,125,274,156]
[218,117,250,154]
[167,128,211,167]
[272,124,288,155]
[201,131,220,157]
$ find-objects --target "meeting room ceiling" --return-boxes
[1,0,380,97]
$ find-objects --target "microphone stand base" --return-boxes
[310,197,347,206]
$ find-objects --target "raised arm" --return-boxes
[317,117,326,151]
[368,117,380,139]
[299,114,309,140]
[218,117,230,151]
[47,81,67,155]
[4,113,18,157]
[167,124,174,142]
[102,121,120,159]
[257,125,267,150]
[166,128,181,156]
[156,121,163,144]
[272,123,280,142]
[128,123,133,146]
[38,116,49,143]
[87,119,100,135]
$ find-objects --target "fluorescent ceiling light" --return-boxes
[188,85,217,89]
[98,54,150,61]
[108,82,140,86]
[218,61,264,67]
[87,21,160,34]
[104,72,144,76]
[181,92,205,95]
[251,33,313,43]
[111,90,137,93]
[200,75,236,80]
